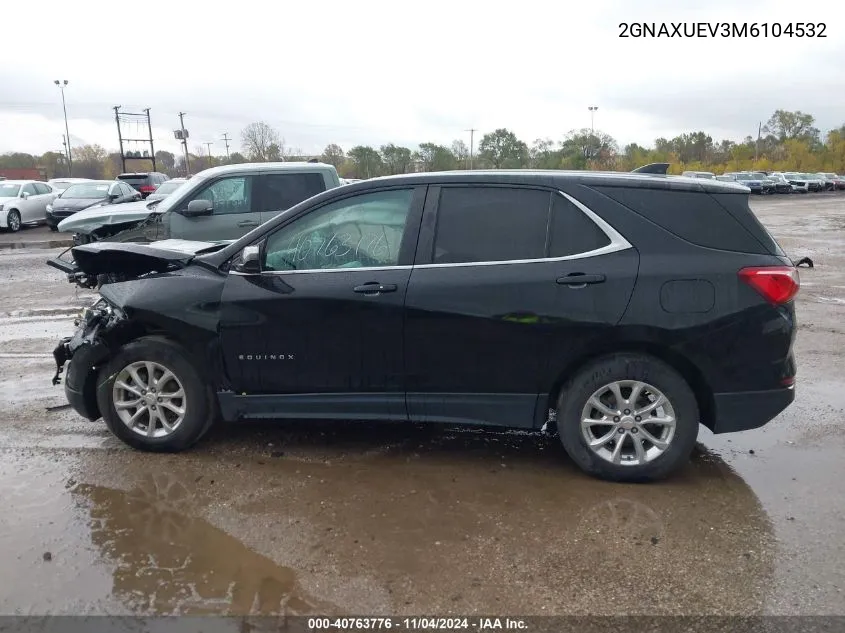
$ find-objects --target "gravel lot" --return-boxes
[0,194,843,617]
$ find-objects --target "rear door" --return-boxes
[403,185,639,429]
[19,183,40,222]
[167,173,261,241]
[257,171,330,224]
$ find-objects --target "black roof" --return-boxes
[341,169,749,194]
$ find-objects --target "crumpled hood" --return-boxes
[63,239,225,277]
[57,199,161,234]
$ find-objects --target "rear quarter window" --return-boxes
[262,172,328,213]
[550,193,611,257]
[591,186,776,255]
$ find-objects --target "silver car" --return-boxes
[0,180,57,232]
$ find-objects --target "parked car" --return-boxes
[681,171,715,179]
[144,178,186,202]
[765,173,795,194]
[801,173,824,192]
[49,166,798,483]
[724,172,765,194]
[0,180,57,232]
[54,162,341,248]
[821,173,845,190]
[748,172,777,194]
[46,181,142,230]
[47,177,92,193]
[813,173,836,191]
[781,172,811,193]
[116,172,170,198]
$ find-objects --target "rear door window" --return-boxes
[260,172,328,220]
[432,186,550,264]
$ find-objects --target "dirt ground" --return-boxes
[0,194,843,617]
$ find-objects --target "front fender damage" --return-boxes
[51,299,131,386]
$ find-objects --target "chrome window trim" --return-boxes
[232,189,632,276]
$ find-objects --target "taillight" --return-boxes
[139,185,156,193]
[738,266,800,304]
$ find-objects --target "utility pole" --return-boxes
[54,80,72,175]
[113,106,126,172]
[588,106,599,134]
[61,135,68,176]
[144,108,156,171]
[221,133,231,160]
[204,142,214,162]
[465,128,476,169]
[178,112,191,176]
[754,121,762,163]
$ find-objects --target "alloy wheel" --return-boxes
[112,360,187,438]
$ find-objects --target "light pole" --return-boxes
[54,80,72,175]
[588,106,598,134]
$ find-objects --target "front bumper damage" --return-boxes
[52,298,128,420]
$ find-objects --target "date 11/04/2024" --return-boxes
[619,22,827,38]
[308,617,527,630]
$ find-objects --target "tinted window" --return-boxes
[433,186,550,264]
[261,172,327,215]
[186,176,253,215]
[592,186,775,255]
[549,193,611,257]
[263,189,413,271]
[21,183,37,196]
[34,183,51,194]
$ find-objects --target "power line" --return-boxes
[465,128,477,169]
[221,133,231,160]
[204,141,213,158]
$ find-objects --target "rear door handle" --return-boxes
[557,273,606,287]
[353,282,398,295]
[237,220,260,228]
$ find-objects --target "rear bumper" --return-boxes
[711,385,795,434]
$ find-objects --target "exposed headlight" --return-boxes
[46,204,53,212]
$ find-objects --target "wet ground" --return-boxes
[0,194,843,617]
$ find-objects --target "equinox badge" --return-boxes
[238,354,295,360]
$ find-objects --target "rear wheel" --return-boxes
[96,337,215,452]
[6,210,21,232]
[556,353,699,482]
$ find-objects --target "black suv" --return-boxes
[117,172,170,198]
[50,167,798,482]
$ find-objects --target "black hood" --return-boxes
[52,197,106,211]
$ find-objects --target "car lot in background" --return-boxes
[145,177,186,202]
[724,172,765,193]
[116,172,170,198]
[765,172,795,193]
[0,180,57,231]
[681,170,715,179]
[46,180,141,230]
[780,172,811,193]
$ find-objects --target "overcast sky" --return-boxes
[2,0,843,158]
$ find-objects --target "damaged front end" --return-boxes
[52,296,132,420]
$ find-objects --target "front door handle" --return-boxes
[353,282,398,295]
[237,220,260,228]
[557,273,606,287]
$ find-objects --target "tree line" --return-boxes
[3,110,844,181]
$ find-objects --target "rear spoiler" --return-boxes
[631,163,670,175]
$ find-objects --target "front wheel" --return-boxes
[6,210,21,232]
[556,354,700,482]
[96,337,215,452]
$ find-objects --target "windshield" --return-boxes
[751,173,767,179]
[49,181,75,191]
[61,183,112,199]
[784,173,802,179]
[152,180,184,196]
[734,173,753,180]
[0,183,21,197]
[156,173,208,213]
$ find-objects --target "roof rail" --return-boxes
[631,163,670,175]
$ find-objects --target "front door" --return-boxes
[218,186,426,420]
[167,174,261,241]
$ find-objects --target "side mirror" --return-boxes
[21,191,30,199]
[108,193,120,201]
[234,244,261,274]
[184,199,213,217]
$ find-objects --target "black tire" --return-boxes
[556,353,699,483]
[6,210,21,232]
[48,224,58,232]
[96,336,215,452]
